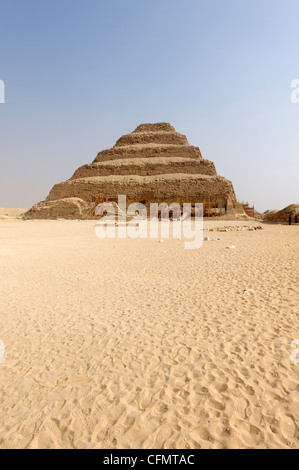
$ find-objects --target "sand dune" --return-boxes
[0,219,298,449]
[0,208,27,218]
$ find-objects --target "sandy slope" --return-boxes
[0,208,27,218]
[0,219,298,449]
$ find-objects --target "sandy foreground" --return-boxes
[0,218,298,449]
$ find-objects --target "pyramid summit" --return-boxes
[25,123,245,219]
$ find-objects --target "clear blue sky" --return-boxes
[1,0,298,212]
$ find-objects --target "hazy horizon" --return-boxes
[1,0,299,212]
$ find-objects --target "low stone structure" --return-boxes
[24,123,245,219]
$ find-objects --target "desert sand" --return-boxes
[0,218,298,449]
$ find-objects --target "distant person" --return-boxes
[289,215,292,225]
[295,215,299,224]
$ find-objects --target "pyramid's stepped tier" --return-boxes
[93,144,203,163]
[24,122,245,220]
[133,123,176,132]
[47,174,236,207]
[71,157,216,179]
[114,122,189,147]
[114,131,189,147]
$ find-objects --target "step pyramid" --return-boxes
[25,123,245,219]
